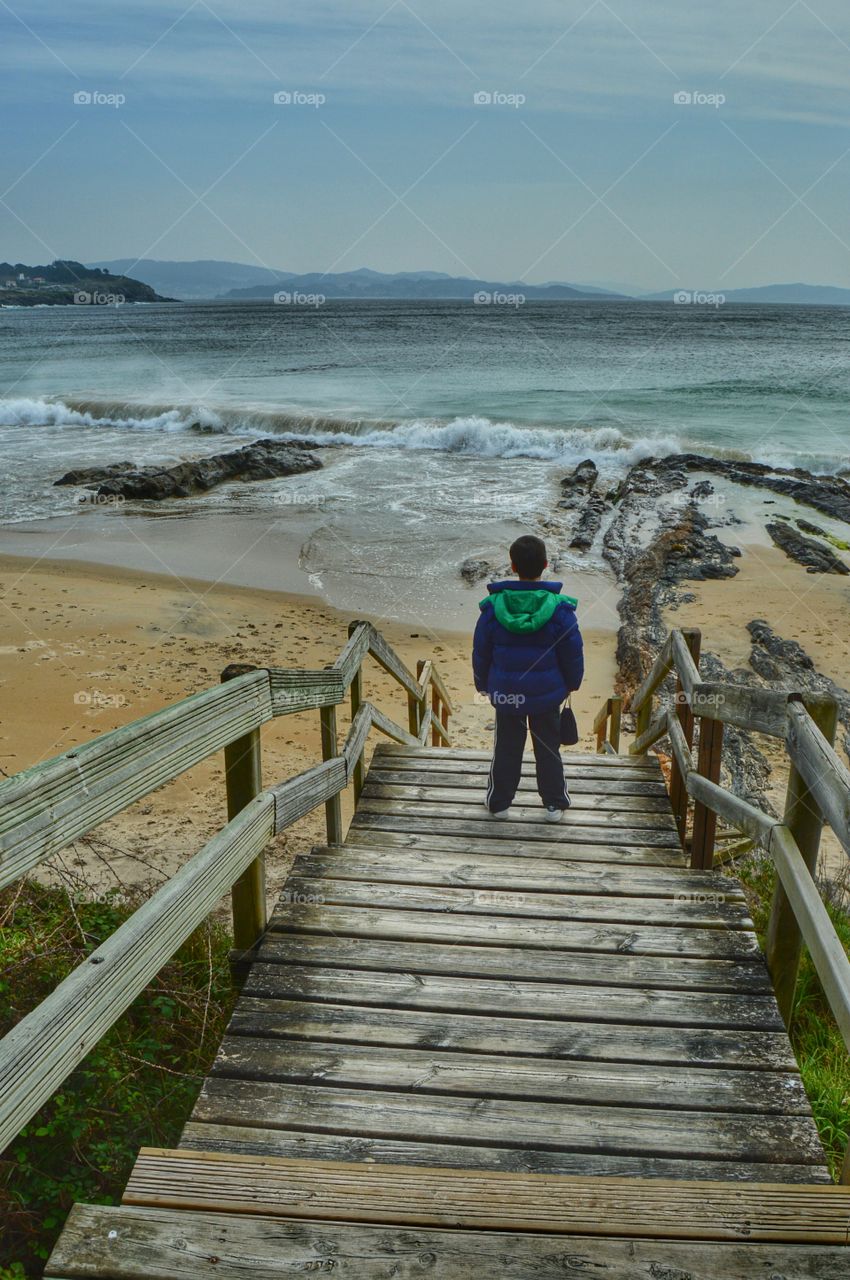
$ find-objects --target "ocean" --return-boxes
[1,299,848,623]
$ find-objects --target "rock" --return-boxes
[569,492,609,551]
[558,458,599,509]
[55,462,136,486]
[55,438,322,501]
[746,619,850,759]
[766,521,849,574]
[460,557,493,585]
[644,453,850,526]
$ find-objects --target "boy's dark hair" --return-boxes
[510,534,547,580]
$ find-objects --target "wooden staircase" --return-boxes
[45,744,850,1279]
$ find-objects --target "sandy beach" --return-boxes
[0,551,616,902]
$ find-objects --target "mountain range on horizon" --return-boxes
[81,258,850,308]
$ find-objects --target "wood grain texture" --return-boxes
[240,965,780,1029]
[210,1035,805,1112]
[178,1121,833,1183]
[190,1078,826,1163]
[292,845,746,900]
[254,932,773,993]
[124,1151,850,1242]
[266,901,760,957]
[47,1204,850,1279]
[226,996,798,1068]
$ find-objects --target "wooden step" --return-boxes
[123,1150,850,1244]
[46,1203,850,1279]
[296,844,746,899]
[344,826,687,864]
[254,931,774,993]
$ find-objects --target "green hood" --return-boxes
[484,588,563,634]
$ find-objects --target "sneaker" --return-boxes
[484,803,510,820]
[544,805,564,823]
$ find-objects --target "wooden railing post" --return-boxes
[608,697,622,753]
[408,680,421,737]
[690,715,724,870]
[669,629,701,847]
[221,664,267,957]
[319,701,344,845]
[347,623,366,804]
[766,694,838,1028]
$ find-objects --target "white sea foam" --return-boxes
[0,396,683,467]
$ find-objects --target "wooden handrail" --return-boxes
[597,625,850,1181]
[0,621,452,1153]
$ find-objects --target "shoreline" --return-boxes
[0,551,616,900]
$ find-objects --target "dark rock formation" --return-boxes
[569,493,609,550]
[55,462,136,486]
[55,439,322,500]
[460,557,493,585]
[558,459,599,509]
[645,454,850,526]
[766,521,849,574]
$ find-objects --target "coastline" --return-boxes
[0,551,616,899]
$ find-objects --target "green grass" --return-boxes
[0,882,236,1278]
[737,852,850,1180]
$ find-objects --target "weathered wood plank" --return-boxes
[125,1151,850,1241]
[178,1121,832,1183]
[280,877,753,929]
[0,669,272,888]
[355,796,678,832]
[240,965,780,1029]
[0,793,275,1153]
[227,997,796,1068]
[366,767,669,797]
[255,932,773,993]
[344,827,687,865]
[267,902,758,957]
[362,779,672,811]
[210,1036,805,1112]
[350,812,683,848]
[373,744,662,771]
[47,1205,850,1280]
[191,1079,825,1162]
[267,667,345,714]
[293,847,745,901]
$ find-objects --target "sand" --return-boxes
[0,553,616,903]
[663,541,850,882]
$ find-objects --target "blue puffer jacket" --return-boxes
[472,579,584,716]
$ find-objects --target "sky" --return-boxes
[2,0,850,291]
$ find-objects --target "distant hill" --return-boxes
[89,258,291,300]
[88,259,626,301]
[643,283,850,306]
[221,266,626,301]
[0,260,169,306]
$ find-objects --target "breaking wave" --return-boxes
[0,395,682,467]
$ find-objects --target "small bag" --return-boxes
[559,697,579,746]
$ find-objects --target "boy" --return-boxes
[472,535,584,822]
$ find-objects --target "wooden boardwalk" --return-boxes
[47,743,850,1278]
